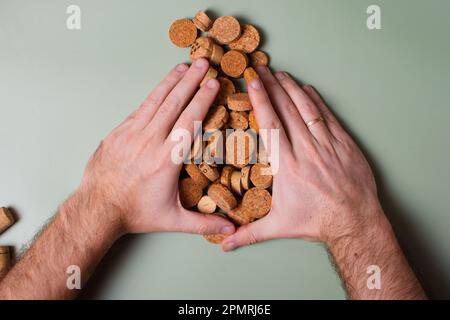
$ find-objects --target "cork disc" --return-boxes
[229,111,249,130]
[200,67,218,87]
[242,188,272,219]
[249,111,259,133]
[230,170,243,196]
[169,19,198,48]
[250,163,273,189]
[203,105,229,131]
[190,37,214,60]
[220,165,234,189]
[240,165,252,190]
[210,44,224,65]
[207,183,237,212]
[185,163,210,189]
[199,162,220,181]
[229,24,260,53]
[244,67,259,85]
[208,16,241,44]
[226,130,256,168]
[179,178,203,208]
[197,196,217,214]
[193,11,212,32]
[227,205,253,226]
[228,93,253,111]
[250,51,269,67]
[220,50,248,78]
[215,77,236,105]
[203,234,227,244]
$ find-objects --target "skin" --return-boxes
[0,60,426,300]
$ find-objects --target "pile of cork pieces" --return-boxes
[169,12,273,244]
[0,207,15,279]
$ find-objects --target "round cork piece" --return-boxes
[230,170,243,196]
[200,67,218,87]
[228,93,253,111]
[203,234,227,244]
[226,129,256,168]
[197,196,217,214]
[207,183,237,212]
[229,24,260,53]
[193,11,212,32]
[250,51,269,67]
[244,67,259,85]
[208,16,241,44]
[242,188,272,219]
[215,77,236,105]
[220,50,248,78]
[250,163,273,189]
[227,205,253,226]
[169,19,198,48]
[199,162,220,181]
[220,165,234,189]
[190,37,214,60]
[240,165,252,190]
[185,163,210,189]
[179,177,203,208]
[229,111,249,130]
[248,110,259,133]
[203,105,229,131]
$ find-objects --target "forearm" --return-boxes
[325,203,426,300]
[0,188,124,299]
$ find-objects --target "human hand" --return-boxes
[223,66,382,251]
[77,58,235,236]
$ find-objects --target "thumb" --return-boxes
[221,217,274,252]
[176,209,236,236]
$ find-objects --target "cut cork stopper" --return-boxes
[227,205,253,226]
[0,207,15,234]
[199,163,220,181]
[250,51,269,67]
[220,165,234,189]
[229,111,249,130]
[207,183,237,212]
[242,188,272,219]
[250,163,273,189]
[208,16,241,44]
[210,44,224,65]
[192,11,212,32]
[244,67,259,85]
[0,246,11,279]
[240,165,252,190]
[249,110,259,133]
[200,67,218,87]
[203,234,227,244]
[169,19,198,48]
[220,50,248,78]
[226,130,256,168]
[230,170,243,196]
[179,178,203,208]
[228,93,253,111]
[229,24,260,53]
[185,164,210,189]
[197,195,217,214]
[190,37,214,60]
[203,105,229,131]
[215,77,236,105]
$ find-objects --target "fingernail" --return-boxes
[176,63,189,73]
[274,71,286,80]
[250,78,262,90]
[206,79,218,89]
[195,58,208,69]
[223,240,236,252]
[256,66,268,74]
[221,225,234,235]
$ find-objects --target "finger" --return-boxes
[302,85,349,143]
[221,217,275,252]
[255,66,311,145]
[146,58,210,139]
[131,63,189,131]
[175,209,236,235]
[275,72,332,145]
[247,77,292,158]
[167,78,220,152]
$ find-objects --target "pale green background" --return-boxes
[0,0,449,299]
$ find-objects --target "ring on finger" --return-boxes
[306,116,325,128]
